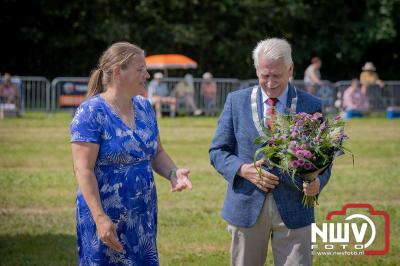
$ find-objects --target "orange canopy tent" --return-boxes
[145,54,198,73]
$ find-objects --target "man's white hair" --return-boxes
[252,38,293,68]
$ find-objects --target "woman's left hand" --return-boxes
[171,168,193,192]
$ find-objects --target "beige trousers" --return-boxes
[227,194,312,266]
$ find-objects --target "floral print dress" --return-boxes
[70,95,159,265]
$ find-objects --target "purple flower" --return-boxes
[295,150,303,157]
[294,149,313,159]
[290,125,299,132]
[290,160,300,169]
[297,159,305,166]
[319,121,327,131]
[313,112,323,120]
[302,150,313,159]
[288,141,298,151]
[298,112,308,117]
[304,162,314,170]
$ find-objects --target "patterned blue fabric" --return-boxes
[70,95,159,265]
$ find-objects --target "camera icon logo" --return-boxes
[311,203,390,255]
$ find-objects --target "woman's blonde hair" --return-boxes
[86,42,144,97]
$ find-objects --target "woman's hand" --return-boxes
[170,168,193,192]
[95,214,123,252]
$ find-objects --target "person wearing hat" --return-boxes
[147,72,176,118]
[201,72,217,116]
[360,62,384,88]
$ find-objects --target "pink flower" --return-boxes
[302,150,312,159]
[290,160,300,169]
[295,149,313,159]
[304,162,314,170]
[288,141,298,151]
[295,150,303,157]
[297,159,305,166]
[313,112,323,120]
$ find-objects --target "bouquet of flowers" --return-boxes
[254,112,352,207]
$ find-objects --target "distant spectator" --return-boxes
[304,57,322,94]
[360,62,384,88]
[147,72,176,118]
[342,79,369,113]
[172,74,201,116]
[201,72,217,116]
[0,73,18,104]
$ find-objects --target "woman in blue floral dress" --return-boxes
[70,42,192,265]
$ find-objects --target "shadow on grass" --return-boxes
[0,233,77,265]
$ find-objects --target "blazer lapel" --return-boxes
[286,83,294,109]
[257,86,264,121]
[286,82,300,113]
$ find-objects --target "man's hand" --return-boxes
[237,160,279,192]
[303,177,320,196]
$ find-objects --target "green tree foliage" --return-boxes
[1,0,399,80]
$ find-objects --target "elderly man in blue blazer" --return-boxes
[209,38,332,266]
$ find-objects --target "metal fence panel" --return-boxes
[20,76,51,112]
[51,77,89,112]
[334,80,400,111]
[14,76,400,114]
[150,77,240,114]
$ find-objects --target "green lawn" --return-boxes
[0,113,399,265]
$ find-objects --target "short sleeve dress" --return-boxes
[70,94,159,265]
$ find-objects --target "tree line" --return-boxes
[2,0,399,81]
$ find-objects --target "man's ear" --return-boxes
[288,64,294,77]
[255,67,260,79]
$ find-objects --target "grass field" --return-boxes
[0,112,399,265]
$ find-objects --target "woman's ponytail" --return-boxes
[86,69,104,98]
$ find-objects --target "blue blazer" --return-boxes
[209,83,332,229]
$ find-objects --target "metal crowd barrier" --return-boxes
[20,76,51,112]
[51,77,89,112]
[335,80,400,111]
[162,77,241,112]
[12,76,400,114]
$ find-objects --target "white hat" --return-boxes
[154,72,163,79]
[202,72,213,80]
[362,62,376,71]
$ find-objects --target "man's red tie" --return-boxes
[266,98,278,129]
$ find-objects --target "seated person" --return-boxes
[0,72,18,104]
[172,74,201,116]
[342,79,369,115]
[201,72,217,116]
[147,72,176,118]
